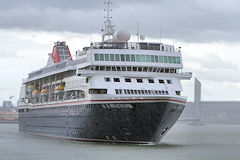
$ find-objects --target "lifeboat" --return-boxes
[55,85,64,90]
[41,88,49,93]
[28,85,34,89]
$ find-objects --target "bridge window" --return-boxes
[126,54,130,61]
[151,55,155,62]
[105,54,110,61]
[176,57,181,64]
[159,56,163,63]
[172,57,176,63]
[94,54,99,61]
[164,56,168,63]
[146,55,150,62]
[141,55,146,62]
[120,54,125,61]
[110,54,115,61]
[131,55,135,62]
[168,56,173,63]
[115,54,120,61]
[100,54,104,61]
[136,55,140,62]
[155,56,158,62]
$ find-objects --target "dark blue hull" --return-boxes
[19,101,184,143]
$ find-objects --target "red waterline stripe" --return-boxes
[19,98,186,108]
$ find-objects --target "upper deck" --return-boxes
[90,42,176,52]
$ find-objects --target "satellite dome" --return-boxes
[140,35,145,41]
[113,30,131,42]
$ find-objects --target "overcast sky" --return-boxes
[0,0,240,105]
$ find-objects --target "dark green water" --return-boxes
[0,123,239,160]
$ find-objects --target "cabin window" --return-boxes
[114,78,120,82]
[127,67,132,71]
[148,67,153,72]
[138,90,141,94]
[94,54,99,61]
[136,55,140,62]
[125,78,131,82]
[133,67,137,71]
[115,89,119,94]
[138,67,142,71]
[122,67,126,71]
[151,55,155,62]
[105,54,110,61]
[159,79,165,84]
[134,90,138,94]
[115,54,120,61]
[126,54,130,61]
[120,54,125,61]
[110,54,115,61]
[136,79,143,83]
[159,56,163,63]
[146,55,150,62]
[165,68,169,73]
[100,66,105,71]
[116,67,121,71]
[112,66,116,71]
[148,79,154,83]
[176,91,181,95]
[124,89,127,94]
[127,90,131,94]
[89,89,107,94]
[141,55,146,62]
[167,80,172,84]
[143,67,148,72]
[104,77,111,82]
[130,90,134,94]
[100,54,104,61]
[131,55,135,62]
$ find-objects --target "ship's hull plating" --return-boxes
[19,101,184,144]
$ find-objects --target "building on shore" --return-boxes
[180,78,240,125]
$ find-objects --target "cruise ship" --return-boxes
[18,2,192,144]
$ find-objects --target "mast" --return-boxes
[102,1,115,42]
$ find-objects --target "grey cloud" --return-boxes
[0,0,240,42]
[0,50,18,59]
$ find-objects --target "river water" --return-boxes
[0,123,239,160]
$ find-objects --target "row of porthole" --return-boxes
[105,77,172,84]
[115,89,169,95]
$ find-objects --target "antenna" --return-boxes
[102,1,115,42]
[136,22,139,42]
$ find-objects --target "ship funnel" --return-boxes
[112,30,131,42]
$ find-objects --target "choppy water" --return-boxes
[0,123,240,160]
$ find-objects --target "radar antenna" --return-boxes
[102,1,115,42]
